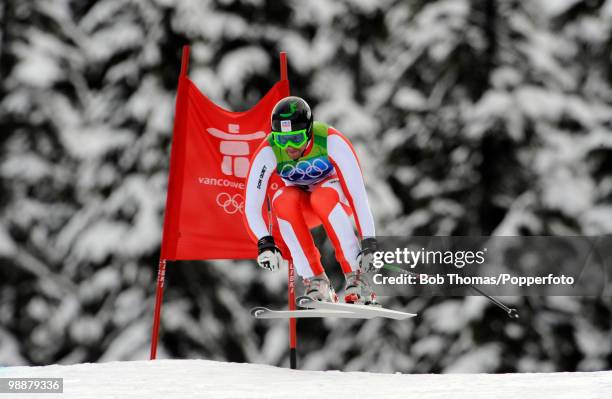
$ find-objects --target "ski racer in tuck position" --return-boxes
[245,96,378,305]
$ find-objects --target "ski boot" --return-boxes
[343,271,378,305]
[303,273,338,303]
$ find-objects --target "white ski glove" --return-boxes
[257,236,283,272]
[357,237,378,273]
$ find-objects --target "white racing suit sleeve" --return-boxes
[245,144,277,240]
[328,132,376,238]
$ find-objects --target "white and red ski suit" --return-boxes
[244,122,375,278]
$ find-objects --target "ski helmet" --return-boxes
[271,96,313,139]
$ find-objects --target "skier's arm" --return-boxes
[244,141,276,240]
[328,129,376,239]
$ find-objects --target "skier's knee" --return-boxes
[310,186,339,217]
[272,187,302,220]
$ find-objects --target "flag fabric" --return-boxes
[161,76,289,260]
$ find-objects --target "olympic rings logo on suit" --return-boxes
[279,158,331,181]
[216,192,244,214]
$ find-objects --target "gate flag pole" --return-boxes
[150,45,190,360]
[279,51,298,370]
[149,259,166,359]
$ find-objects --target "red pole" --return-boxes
[280,52,288,81]
[150,45,190,360]
[149,259,167,359]
[180,46,190,77]
[288,261,297,369]
[279,50,296,369]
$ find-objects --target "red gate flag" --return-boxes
[150,48,296,363]
[161,60,290,260]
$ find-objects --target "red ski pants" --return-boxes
[271,176,360,278]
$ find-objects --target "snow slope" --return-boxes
[3,359,611,399]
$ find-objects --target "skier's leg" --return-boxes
[271,186,324,279]
[309,178,360,274]
[309,178,377,304]
[272,186,337,302]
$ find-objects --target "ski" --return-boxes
[296,296,417,320]
[251,306,374,319]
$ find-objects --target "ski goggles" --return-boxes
[271,129,309,149]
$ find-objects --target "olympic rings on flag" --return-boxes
[216,192,244,214]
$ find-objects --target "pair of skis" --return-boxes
[251,296,417,320]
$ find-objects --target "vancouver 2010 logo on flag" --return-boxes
[204,124,266,215]
[206,124,266,178]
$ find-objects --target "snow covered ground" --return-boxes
[3,359,611,399]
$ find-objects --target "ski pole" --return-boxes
[382,264,519,319]
[466,284,519,319]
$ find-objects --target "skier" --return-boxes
[245,96,378,305]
